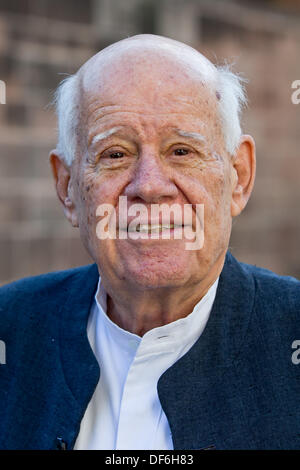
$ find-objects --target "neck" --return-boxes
[102,257,225,336]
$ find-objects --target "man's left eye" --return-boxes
[109,151,125,159]
[174,148,190,156]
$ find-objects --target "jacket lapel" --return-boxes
[57,263,100,449]
[157,251,256,449]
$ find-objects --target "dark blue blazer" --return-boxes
[0,252,299,450]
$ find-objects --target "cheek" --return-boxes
[74,169,131,243]
[206,171,233,233]
[175,165,228,209]
[174,166,232,247]
[81,166,132,205]
[72,171,101,244]
[208,171,230,211]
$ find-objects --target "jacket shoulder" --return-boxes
[0,264,95,296]
[235,260,300,345]
[240,260,300,310]
[0,264,97,327]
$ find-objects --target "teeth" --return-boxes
[127,224,184,233]
[136,224,175,233]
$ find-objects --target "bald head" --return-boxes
[53,34,247,166]
[77,35,219,133]
[79,34,217,89]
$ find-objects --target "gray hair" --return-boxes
[53,63,247,166]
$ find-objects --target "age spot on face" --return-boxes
[213,152,224,162]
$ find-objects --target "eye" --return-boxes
[173,148,190,156]
[108,151,125,159]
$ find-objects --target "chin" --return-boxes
[124,262,192,291]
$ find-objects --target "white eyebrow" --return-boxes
[176,130,206,143]
[90,127,206,146]
[91,126,122,145]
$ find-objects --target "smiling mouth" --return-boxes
[127,224,184,233]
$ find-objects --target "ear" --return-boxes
[230,135,256,217]
[49,150,79,227]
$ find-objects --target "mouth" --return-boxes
[127,223,184,234]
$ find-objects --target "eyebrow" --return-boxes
[90,127,207,146]
[90,126,122,146]
[175,130,206,143]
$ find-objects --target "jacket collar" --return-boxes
[157,251,256,449]
[58,263,100,448]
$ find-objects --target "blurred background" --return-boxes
[0,0,300,285]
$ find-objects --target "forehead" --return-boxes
[79,47,220,137]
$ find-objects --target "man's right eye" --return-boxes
[108,151,125,159]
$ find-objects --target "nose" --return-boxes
[124,149,178,203]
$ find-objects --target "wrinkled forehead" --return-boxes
[78,37,218,110]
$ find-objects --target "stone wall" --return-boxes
[0,0,299,284]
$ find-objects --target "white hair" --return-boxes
[215,64,248,155]
[53,63,247,166]
[53,73,81,167]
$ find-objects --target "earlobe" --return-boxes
[49,150,79,227]
[230,135,256,217]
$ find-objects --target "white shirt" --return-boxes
[74,277,218,450]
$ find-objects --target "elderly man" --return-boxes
[0,34,299,451]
